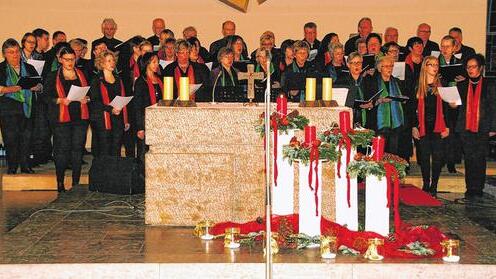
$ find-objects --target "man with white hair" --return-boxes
[147,18,166,46]
[91,18,122,58]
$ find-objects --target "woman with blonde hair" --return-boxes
[89,50,129,157]
[411,56,450,195]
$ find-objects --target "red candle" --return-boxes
[276,94,288,116]
[372,136,385,161]
[304,125,316,144]
[339,111,351,133]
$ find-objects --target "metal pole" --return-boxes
[264,60,272,279]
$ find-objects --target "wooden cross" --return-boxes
[238,64,264,102]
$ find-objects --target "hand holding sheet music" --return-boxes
[438,86,462,106]
[66,85,90,101]
[109,96,133,110]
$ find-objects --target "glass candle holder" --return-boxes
[224,227,241,249]
[320,235,337,259]
[195,220,214,240]
[364,238,384,261]
[441,239,460,263]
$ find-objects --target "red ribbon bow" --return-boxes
[308,140,320,216]
[383,162,401,233]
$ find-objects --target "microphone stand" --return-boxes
[264,60,272,279]
[211,67,223,105]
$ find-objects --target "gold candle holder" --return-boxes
[163,76,174,101]
[263,232,279,256]
[364,238,384,261]
[224,227,241,249]
[194,220,215,240]
[320,235,337,259]
[322,77,333,101]
[305,78,316,102]
[441,239,460,263]
[179,77,190,101]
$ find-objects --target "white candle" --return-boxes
[443,255,460,263]
[321,252,336,259]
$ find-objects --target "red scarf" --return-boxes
[466,78,483,132]
[324,52,332,66]
[55,68,89,123]
[99,79,129,130]
[417,90,446,137]
[129,56,140,80]
[279,61,286,72]
[404,53,421,72]
[146,74,163,105]
[174,64,196,100]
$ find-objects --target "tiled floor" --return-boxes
[1,162,496,265]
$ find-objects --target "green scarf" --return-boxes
[5,64,32,118]
[377,77,404,130]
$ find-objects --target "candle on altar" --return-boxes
[322,77,333,101]
[304,126,316,144]
[305,78,316,102]
[372,136,385,161]
[163,77,174,100]
[179,77,190,101]
[276,94,288,116]
[339,111,351,133]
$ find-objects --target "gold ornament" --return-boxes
[364,238,384,261]
[320,235,337,259]
[263,232,279,256]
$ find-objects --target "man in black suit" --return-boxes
[344,17,373,55]
[90,18,122,59]
[416,23,439,57]
[147,18,166,47]
[449,27,476,62]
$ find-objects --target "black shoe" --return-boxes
[422,184,430,192]
[447,164,457,173]
[21,167,35,174]
[72,181,80,187]
[7,167,17,174]
[57,182,66,193]
[429,186,438,197]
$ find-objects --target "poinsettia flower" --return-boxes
[323,130,331,136]
[312,139,321,147]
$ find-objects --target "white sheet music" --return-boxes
[159,60,174,69]
[438,86,462,106]
[332,88,349,106]
[205,62,213,71]
[190,84,202,94]
[109,96,133,110]
[392,62,405,81]
[66,85,90,101]
[308,49,318,61]
[431,51,440,58]
[26,59,45,76]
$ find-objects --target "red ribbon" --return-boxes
[308,141,320,216]
[337,134,352,207]
[384,162,401,233]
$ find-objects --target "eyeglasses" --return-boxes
[418,30,431,33]
[466,65,479,70]
[426,63,439,67]
[348,61,362,65]
[61,57,75,62]
[381,64,394,68]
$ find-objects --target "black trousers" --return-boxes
[377,126,403,156]
[0,113,32,171]
[418,133,445,188]
[397,127,413,162]
[122,125,136,158]
[445,108,462,166]
[31,95,52,164]
[460,131,489,196]
[95,120,124,157]
[53,121,88,184]
[136,138,149,164]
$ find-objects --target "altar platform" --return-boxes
[144,103,350,226]
[1,182,496,278]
